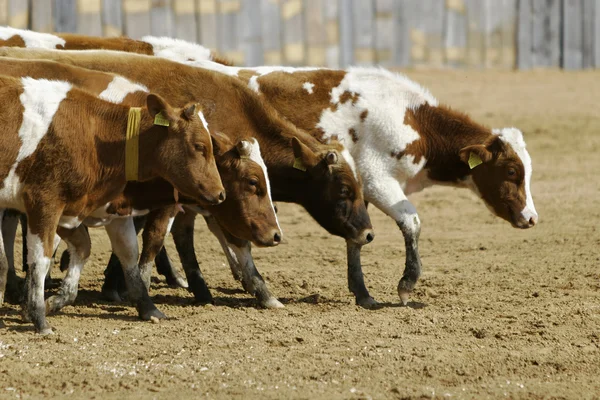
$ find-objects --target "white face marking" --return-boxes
[0,26,65,49]
[166,216,175,234]
[98,76,149,104]
[198,110,210,131]
[494,128,538,221]
[303,82,315,94]
[245,139,281,232]
[0,78,72,210]
[340,148,358,180]
[141,36,212,63]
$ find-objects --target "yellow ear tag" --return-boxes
[154,111,170,127]
[468,152,483,169]
[293,157,307,171]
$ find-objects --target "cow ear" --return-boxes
[146,93,176,122]
[236,140,253,159]
[459,144,493,169]
[291,137,319,171]
[182,103,197,121]
[210,131,233,156]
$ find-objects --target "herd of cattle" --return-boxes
[0,26,538,335]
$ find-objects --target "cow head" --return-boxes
[207,135,281,247]
[146,94,225,206]
[459,128,538,229]
[291,138,374,245]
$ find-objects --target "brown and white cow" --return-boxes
[0,75,225,334]
[0,58,281,306]
[186,62,540,306]
[0,48,373,308]
[0,26,231,65]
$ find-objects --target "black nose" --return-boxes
[218,191,226,202]
[366,232,374,243]
[273,232,281,243]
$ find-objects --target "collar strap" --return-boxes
[125,107,142,181]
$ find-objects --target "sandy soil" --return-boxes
[1,70,599,400]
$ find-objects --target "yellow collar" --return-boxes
[125,107,141,181]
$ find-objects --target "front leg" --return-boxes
[346,240,378,307]
[104,217,165,321]
[204,216,283,309]
[45,225,91,313]
[363,175,422,305]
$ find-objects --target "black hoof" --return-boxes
[101,287,123,303]
[138,305,166,321]
[189,275,214,304]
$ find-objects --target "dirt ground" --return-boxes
[1,70,599,400]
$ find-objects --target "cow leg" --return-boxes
[139,206,186,290]
[154,246,188,288]
[104,217,165,321]
[346,241,378,307]
[21,202,62,335]
[365,175,422,305]
[204,216,283,309]
[46,225,91,313]
[100,216,146,302]
[170,211,213,303]
[2,211,24,303]
[0,209,9,305]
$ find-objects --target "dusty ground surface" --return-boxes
[1,70,599,400]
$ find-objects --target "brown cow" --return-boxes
[0,26,231,65]
[0,58,281,307]
[0,48,374,308]
[0,75,224,334]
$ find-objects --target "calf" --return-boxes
[0,59,280,304]
[0,48,374,308]
[0,75,224,334]
[0,26,230,65]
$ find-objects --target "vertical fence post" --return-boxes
[305,0,326,66]
[260,0,283,65]
[77,0,102,36]
[32,0,54,32]
[150,0,175,37]
[174,0,197,41]
[338,0,353,67]
[323,0,339,68]
[242,0,264,66]
[281,0,305,65]
[352,0,375,66]
[197,0,219,50]
[102,0,124,36]
[123,0,151,39]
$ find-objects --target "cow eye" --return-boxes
[194,143,205,153]
[249,178,259,186]
[507,168,516,177]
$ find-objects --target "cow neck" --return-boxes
[100,105,162,184]
[406,103,494,183]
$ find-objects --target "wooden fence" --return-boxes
[0,0,598,69]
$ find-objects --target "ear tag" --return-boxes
[293,157,307,172]
[154,111,170,127]
[468,152,483,169]
[240,155,250,160]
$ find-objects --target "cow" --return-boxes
[0,48,373,309]
[0,75,225,334]
[0,58,281,306]
[0,26,231,65]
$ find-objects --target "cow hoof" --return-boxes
[261,298,284,309]
[356,296,379,309]
[38,327,54,336]
[101,288,123,303]
[20,308,31,323]
[398,287,411,306]
[139,307,166,321]
[166,274,188,289]
[193,293,214,305]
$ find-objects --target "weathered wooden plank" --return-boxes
[31,0,54,32]
[7,0,28,29]
[150,0,175,37]
[102,0,124,36]
[407,0,445,68]
[390,0,410,67]
[374,0,393,65]
[123,0,151,39]
[54,0,77,33]
[466,0,485,67]
[562,0,583,70]
[500,0,517,69]
[173,0,197,41]
[595,0,600,67]
[483,0,504,67]
[260,0,283,65]
[323,0,339,68]
[445,0,467,67]
[281,0,305,65]
[241,0,263,66]
[516,0,532,69]
[351,0,375,65]
[77,0,102,36]
[532,0,560,67]
[218,0,244,65]
[304,0,326,66]
[338,0,353,67]
[582,0,595,68]
[197,0,219,49]
[0,0,8,26]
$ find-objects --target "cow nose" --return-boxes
[528,215,538,227]
[218,191,226,202]
[273,232,281,244]
[365,230,375,243]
